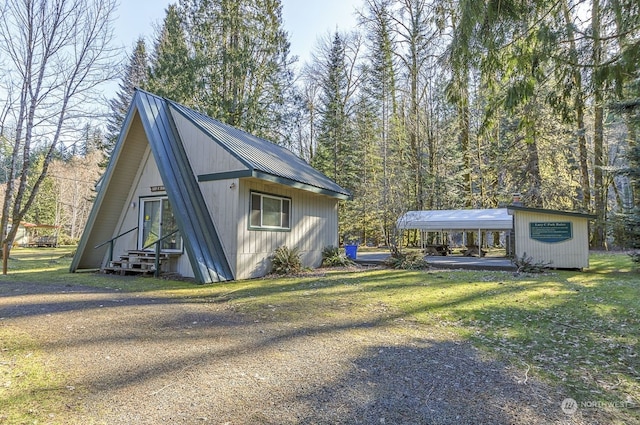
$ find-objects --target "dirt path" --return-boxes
[0,281,612,424]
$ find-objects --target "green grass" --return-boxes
[0,327,69,424]
[1,248,638,423]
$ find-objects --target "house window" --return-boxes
[250,192,290,230]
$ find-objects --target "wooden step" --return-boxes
[102,249,179,277]
[102,266,154,276]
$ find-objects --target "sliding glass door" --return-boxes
[139,197,182,252]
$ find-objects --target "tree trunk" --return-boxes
[562,0,591,211]
[592,0,607,248]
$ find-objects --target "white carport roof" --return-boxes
[397,208,513,231]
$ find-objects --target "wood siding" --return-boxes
[514,211,590,269]
[173,112,244,278]
[235,179,339,279]
[112,146,194,277]
[75,112,152,269]
[197,179,239,278]
[172,112,247,176]
[107,111,340,280]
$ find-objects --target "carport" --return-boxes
[396,208,514,257]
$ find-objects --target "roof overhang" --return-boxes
[197,170,351,200]
[507,205,596,219]
[397,208,513,231]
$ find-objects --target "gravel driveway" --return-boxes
[0,280,614,424]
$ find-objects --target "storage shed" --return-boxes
[507,206,595,269]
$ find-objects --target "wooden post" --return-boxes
[154,241,161,278]
[3,243,8,275]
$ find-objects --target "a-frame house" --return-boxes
[70,89,350,283]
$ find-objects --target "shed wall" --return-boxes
[513,211,589,269]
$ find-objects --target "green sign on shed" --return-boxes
[530,222,572,243]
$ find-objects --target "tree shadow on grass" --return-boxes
[1,269,635,424]
[291,340,586,425]
[0,281,621,425]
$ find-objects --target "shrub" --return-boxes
[511,252,551,273]
[57,233,78,246]
[384,246,429,270]
[271,245,303,275]
[321,245,355,267]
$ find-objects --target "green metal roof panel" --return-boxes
[134,90,234,283]
[168,101,351,199]
[507,205,596,220]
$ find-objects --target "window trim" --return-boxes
[249,191,291,231]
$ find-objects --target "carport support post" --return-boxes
[478,228,482,257]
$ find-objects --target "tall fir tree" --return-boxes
[359,0,402,244]
[147,4,196,106]
[105,38,149,160]
[178,0,294,141]
[312,32,351,186]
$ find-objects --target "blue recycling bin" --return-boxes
[345,244,358,260]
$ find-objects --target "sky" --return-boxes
[112,0,362,66]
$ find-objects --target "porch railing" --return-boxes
[94,227,138,265]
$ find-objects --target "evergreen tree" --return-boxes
[313,32,347,182]
[308,31,364,243]
[611,64,640,260]
[147,4,196,106]
[359,0,401,244]
[105,38,149,158]
[178,0,294,141]
[344,90,384,245]
[24,153,58,226]
[312,31,360,189]
[393,0,435,211]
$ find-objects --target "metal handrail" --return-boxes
[94,227,138,263]
[142,229,180,277]
[141,229,179,250]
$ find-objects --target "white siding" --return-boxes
[76,112,151,269]
[235,179,339,279]
[172,110,340,280]
[172,112,247,176]
[116,112,340,281]
[198,178,239,278]
[514,211,590,269]
[112,146,194,278]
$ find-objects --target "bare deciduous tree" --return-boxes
[0,0,119,260]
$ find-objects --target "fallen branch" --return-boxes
[550,320,582,331]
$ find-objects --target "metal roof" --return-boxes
[71,90,235,283]
[397,209,514,231]
[135,91,234,283]
[168,101,351,200]
[507,205,596,219]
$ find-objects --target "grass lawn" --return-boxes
[1,247,638,423]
